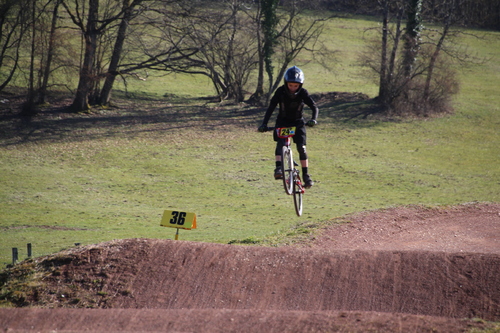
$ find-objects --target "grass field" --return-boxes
[1,15,499,268]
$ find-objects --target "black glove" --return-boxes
[258,124,268,132]
[306,119,317,127]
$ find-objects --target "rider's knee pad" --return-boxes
[297,144,307,160]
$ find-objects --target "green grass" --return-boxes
[1,15,499,268]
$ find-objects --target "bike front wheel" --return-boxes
[293,173,303,216]
[281,145,294,195]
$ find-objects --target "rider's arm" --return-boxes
[261,92,280,125]
[309,105,319,121]
[302,89,319,121]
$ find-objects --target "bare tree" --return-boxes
[245,0,279,105]
[28,0,81,107]
[88,0,210,100]
[128,0,259,102]
[402,0,423,78]
[80,0,333,104]
[0,0,30,92]
[127,0,333,103]
[248,0,334,104]
[22,0,63,115]
[61,0,143,112]
[422,0,466,101]
[261,0,279,96]
[371,0,407,108]
[98,0,143,106]
[269,0,330,94]
[37,0,62,105]
[360,0,462,116]
[22,0,37,115]
[61,0,99,111]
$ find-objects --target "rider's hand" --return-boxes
[306,119,317,127]
[258,124,268,132]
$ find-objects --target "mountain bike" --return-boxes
[266,126,305,216]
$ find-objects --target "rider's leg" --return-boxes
[297,143,313,187]
[275,140,284,167]
[300,159,308,176]
[274,140,285,179]
[296,143,308,175]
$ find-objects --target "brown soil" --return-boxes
[1,202,499,332]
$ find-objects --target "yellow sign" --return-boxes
[161,210,197,230]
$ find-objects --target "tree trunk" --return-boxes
[249,1,265,105]
[70,0,98,112]
[249,0,278,105]
[21,0,37,116]
[0,0,25,92]
[403,0,422,78]
[38,0,61,105]
[262,0,278,95]
[424,7,452,100]
[378,0,389,106]
[99,0,133,106]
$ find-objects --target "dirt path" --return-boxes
[303,202,500,254]
[1,202,499,332]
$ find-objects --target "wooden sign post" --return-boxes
[160,210,197,240]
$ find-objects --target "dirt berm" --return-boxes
[1,203,499,332]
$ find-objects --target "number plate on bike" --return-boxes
[277,127,296,138]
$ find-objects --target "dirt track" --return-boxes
[1,203,499,332]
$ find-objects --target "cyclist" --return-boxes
[258,66,318,188]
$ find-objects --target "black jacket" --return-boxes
[262,86,318,125]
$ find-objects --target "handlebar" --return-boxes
[259,122,316,133]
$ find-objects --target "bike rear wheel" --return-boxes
[293,173,303,216]
[281,145,294,195]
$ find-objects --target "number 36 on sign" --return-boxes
[160,210,197,230]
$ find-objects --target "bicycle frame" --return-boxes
[268,127,305,216]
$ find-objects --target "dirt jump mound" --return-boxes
[1,203,499,332]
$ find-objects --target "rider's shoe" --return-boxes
[274,168,283,180]
[303,174,314,188]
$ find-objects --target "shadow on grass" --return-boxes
[311,92,392,129]
[0,91,385,146]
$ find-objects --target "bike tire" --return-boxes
[293,173,303,216]
[281,145,294,195]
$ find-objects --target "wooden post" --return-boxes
[27,243,32,258]
[12,248,18,265]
